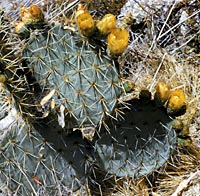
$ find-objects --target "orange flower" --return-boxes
[96,14,116,35]
[107,28,129,55]
[167,89,186,113]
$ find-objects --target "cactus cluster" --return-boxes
[0,80,94,195]
[0,3,188,195]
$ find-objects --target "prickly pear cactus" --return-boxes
[0,81,93,195]
[0,3,186,195]
[93,97,176,178]
[22,22,122,129]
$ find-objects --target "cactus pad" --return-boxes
[22,23,121,129]
[0,83,93,195]
[93,98,177,178]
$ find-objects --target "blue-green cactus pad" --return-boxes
[0,85,93,195]
[22,23,121,128]
[93,99,177,178]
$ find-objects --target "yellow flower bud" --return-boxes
[96,14,116,35]
[75,4,85,18]
[167,89,186,113]
[155,82,171,105]
[0,74,6,83]
[76,4,95,37]
[29,5,44,20]
[13,21,26,33]
[107,28,129,55]
[20,4,44,25]
[20,5,29,20]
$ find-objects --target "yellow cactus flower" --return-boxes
[76,12,95,36]
[20,4,44,25]
[0,74,6,83]
[29,4,44,20]
[76,4,95,37]
[13,21,26,33]
[14,5,44,35]
[107,28,129,55]
[167,89,186,113]
[155,82,171,105]
[75,4,85,17]
[20,5,29,20]
[96,14,116,35]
